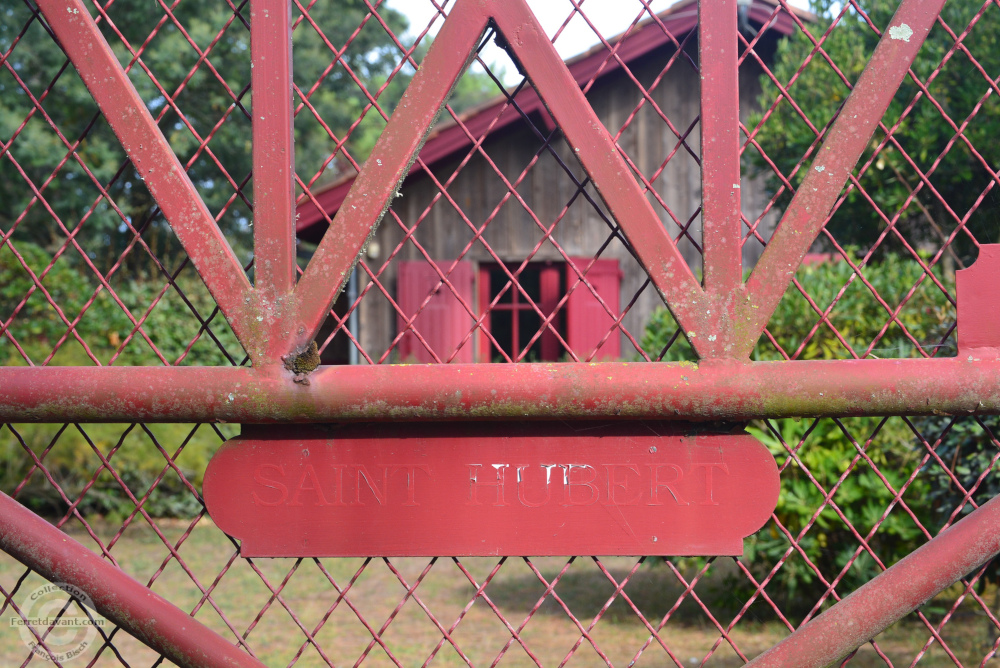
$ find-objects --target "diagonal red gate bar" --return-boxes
[0,490,265,668]
[32,0,956,364]
[293,0,953,361]
[34,0,255,347]
[289,0,490,349]
[747,490,1000,668]
[738,0,949,357]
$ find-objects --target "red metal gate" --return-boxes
[3,0,1000,664]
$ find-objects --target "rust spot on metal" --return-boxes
[282,341,321,384]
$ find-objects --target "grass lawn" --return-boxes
[0,517,997,667]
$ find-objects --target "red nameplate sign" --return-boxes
[203,423,779,557]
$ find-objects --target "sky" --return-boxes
[386,0,811,81]
[386,0,678,62]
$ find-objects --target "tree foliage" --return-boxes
[642,252,953,362]
[748,0,1000,264]
[733,1,1000,603]
[1,2,501,271]
[643,258,965,610]
[2,1,413,262]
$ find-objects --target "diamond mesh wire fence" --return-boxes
[3,0,1000,664]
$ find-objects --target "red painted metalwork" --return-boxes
[741,0,948,357]
[3,0,999,663]
[2,357,1000,422]
[747,491,1000,668]
[295,0,944,361]
[27,0,946,363]
[289,2,485,354]
[957,244,1000,356]
[203,424,778,557]
[293,0,806,237]
[34,0,255,345]
[250,0,297,303]
[0,491,266,668]
[699,0,743,298]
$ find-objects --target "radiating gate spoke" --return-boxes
[250,0,297,302]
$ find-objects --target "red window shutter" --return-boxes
[397,261,474,363]
[539,264,562,361]
[566,258,621,361]
[477,264,492,363]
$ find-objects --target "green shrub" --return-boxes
[642,251,954,363]
[744,416,931,611]
[643,254,957,612]
[1,422,237,522]
[1,243,244,518]
[0,242,243,367]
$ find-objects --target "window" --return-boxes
[479,259,622,362]
[396,258,621,364]
[479,262,564,362]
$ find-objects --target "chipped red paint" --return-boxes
[250,0,297,302]
[290,0,941,360]
[30,0,943,362]
[289,0,487,347]
[740,0,949,357]
[34,0,255,346]
[699,0,744,298]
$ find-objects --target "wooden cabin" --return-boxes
[296,0,810,364]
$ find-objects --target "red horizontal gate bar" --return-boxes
[1,359,998,423]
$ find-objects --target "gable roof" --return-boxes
[296,0,810,239]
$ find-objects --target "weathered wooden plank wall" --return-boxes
[357,38,779,362]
